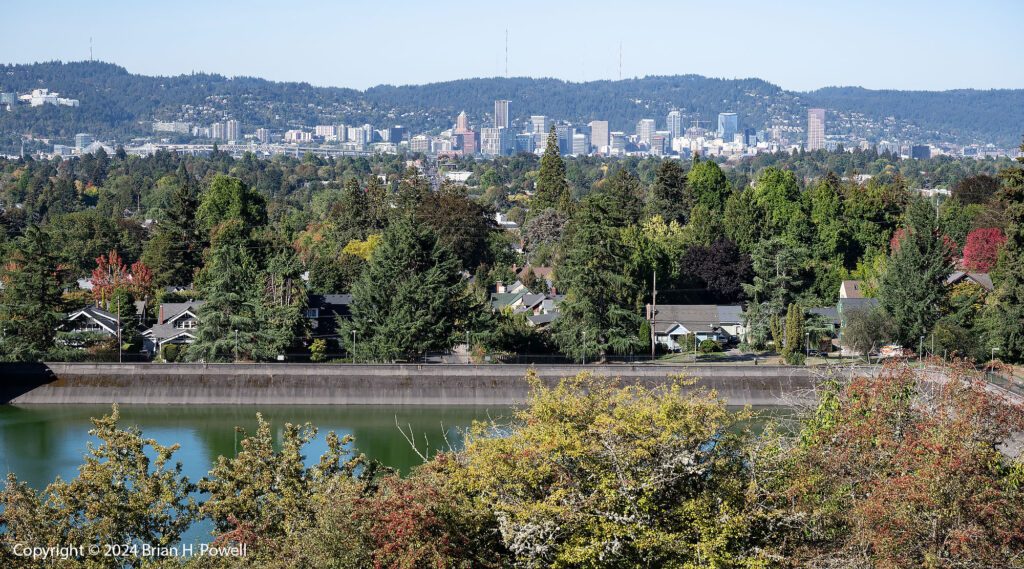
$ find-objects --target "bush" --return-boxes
[699,339,722,353]
[161,343,181,362]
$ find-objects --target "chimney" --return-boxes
[158,305,164,325]
[496,281,506,294]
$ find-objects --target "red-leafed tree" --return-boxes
[89,250,155,306]
[962,227,1006,272]
[890,226,959,261]
[777,360,1024,567]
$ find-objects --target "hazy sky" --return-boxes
[2,0,1021,91]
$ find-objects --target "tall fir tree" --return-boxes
[878,198,956,347]
[552,193,644,362]
[532,126,571,215]
[646,160,693,225]
[186,220,261,362]
[987,136,1024,361]
[0,225,65,361]
[340,217,483,362]
[143,161,204,286]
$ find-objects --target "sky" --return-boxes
[2,0,1022,92]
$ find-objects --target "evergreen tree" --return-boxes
[341,217,482,362]
[742,236,807,316]
[878,199,956,346]
[987,137,1024,361]
[687,159,732,213]
[646,160,692,224]
[187,221,261,362]
[602,168,644,226]
[0,225,65,361]
[532,126,570,215]
[252,247,308,360]
[552,194,644,362]
[143,162,203,286]
[782,303,805,365]
[197,175,268,230]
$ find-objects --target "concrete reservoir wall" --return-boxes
[0,362,859,406]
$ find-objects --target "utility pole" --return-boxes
[353,330,356,364]
[117,295,121,363]
[618,42,622,81]
[582,330,586,366]
[505,27,509,78]
[650,271,656,361]
[234,329,238,362]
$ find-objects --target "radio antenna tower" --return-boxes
[618,42,622,81]
[505,28,509,78]
[90,37,93,63]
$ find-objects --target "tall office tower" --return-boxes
[717,112,738,141]
[588,120,609,151]
[387,126,407,143]
[555,124,573,155]
[456,111,469,133]
[807,108,825,150]
[225,120,241,140]
[743,128,757,146]
[572,133,590,155]
[481,127,512,156]
[255,128,271,143]
[211,122,227,140]
[530,115,550,135]
[667,110,683,139]
[515,133,535,153]
[362,124,375,144]
[636,118,656,146]
[494,100,510,128]
[75,133,94,149]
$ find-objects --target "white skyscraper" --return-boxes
[588,120,609,151]
[530,115,550,135]
[807,108,825,151]
[494,100,510,129]
[636,119,656,146]
[667,110,683,139]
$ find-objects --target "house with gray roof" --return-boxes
[141,301,205,354]
[647,305,740,351]
[307,294,352,338]
[62,305,122,338]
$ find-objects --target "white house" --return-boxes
[141,301,205,354]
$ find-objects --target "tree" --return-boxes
[678,238,752,303]
[197,175,268,230]
[646,159,693,224]
[0,225,65,361]
[878,198,956,346]
[687,159,732,213]
[741,236,807,315]
[602,167,645,225]
[782,303,805,365]
[456,372,772,568]
[776,362,1024,567]
[187,220,261,362]
[952,173,1002,205]
[552,194,644,362]
[0,406,197,568]
[842,304,893,361]
[987,137,1024,361]
[416,182,498,273]
[341,217,483,362]
[962,227,1006,272]
[531,126,570,214]
[145,161,204,286]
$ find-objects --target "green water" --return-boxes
[0,404,515,492]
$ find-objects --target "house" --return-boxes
[307,294,352,337]
[490,282,564,329]
[715,305,747,341]
[839,280,865,299]
[62,306,123,342]
[647,305,730,351]
[141,301,205,354]
[945,271,994,292]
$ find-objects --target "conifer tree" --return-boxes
[552,193,644,362]
[646,160,693,225]
[878,198,956,346]
[987,137,1024,361]
[0,225,65,361]
[341,217,482,362]
[532,126,570,215]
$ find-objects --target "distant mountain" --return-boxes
[1,61,1021,147]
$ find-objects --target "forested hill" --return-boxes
[1,61,1022,146]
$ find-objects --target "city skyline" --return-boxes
[2,1,1022,92]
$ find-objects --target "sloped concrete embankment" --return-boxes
[0,363,850,406]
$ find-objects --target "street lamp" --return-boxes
[353,330,356,364]
[582,330,586,365]
[805,331,810,361]
[234,329,238,362]
[919,335,924,362]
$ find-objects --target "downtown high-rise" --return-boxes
[494,100,510,129]
[717,112,737,141]
[667,110,683,139]
[807,108,825,150]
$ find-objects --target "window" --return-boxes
[175,319,197,329]
[306,308,319,319]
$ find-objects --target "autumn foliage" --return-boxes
[89,249,155,303]
[962,227,1007,272]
